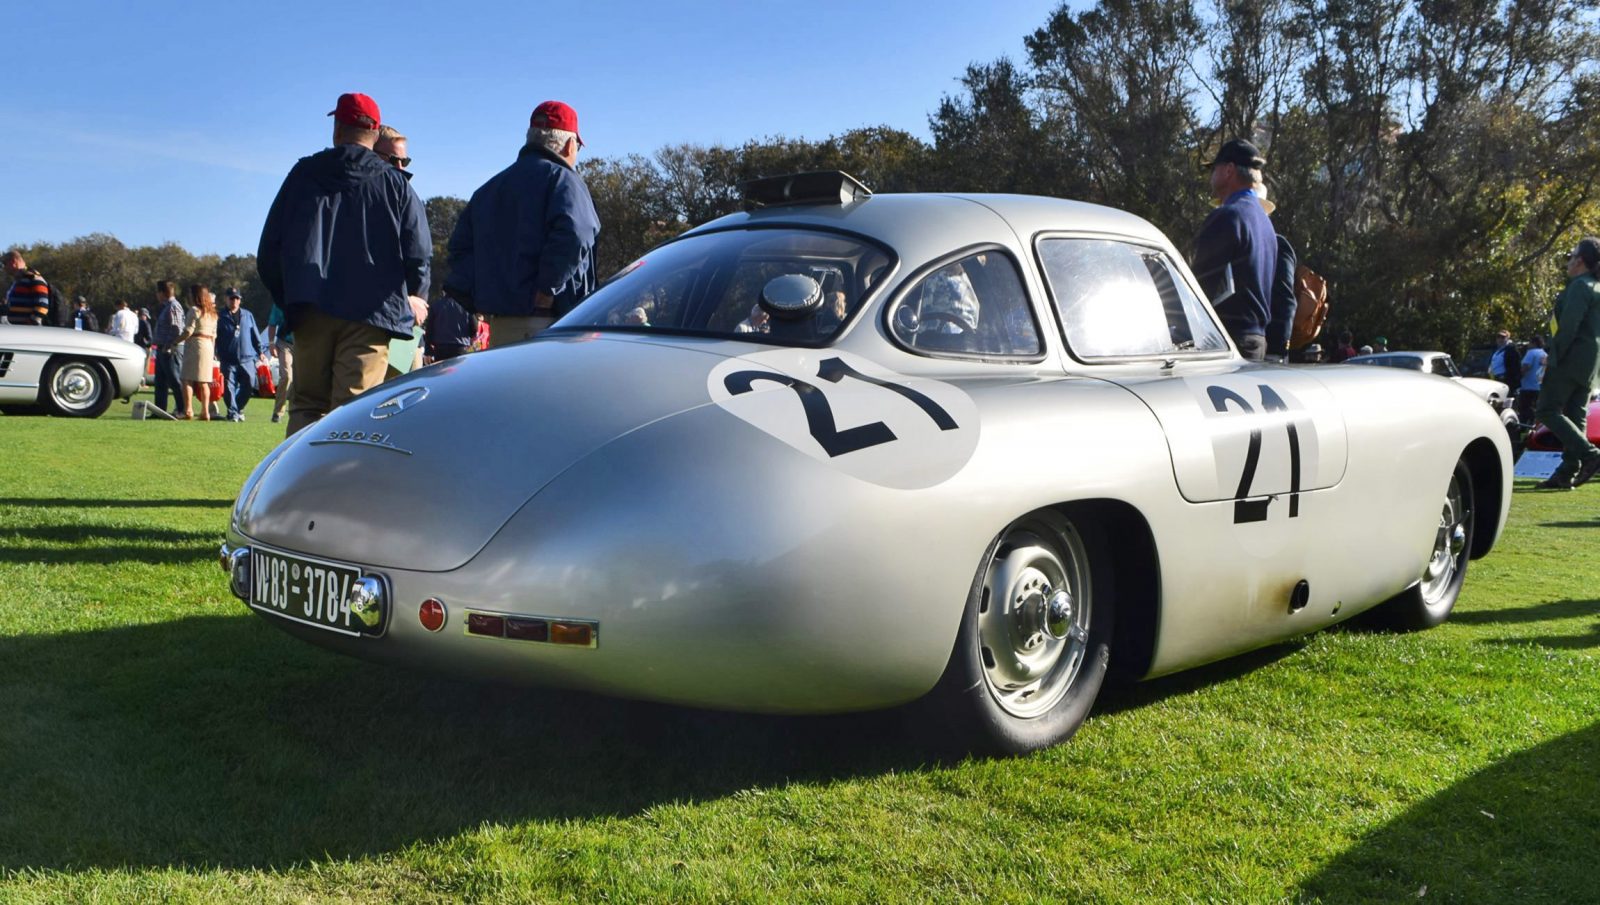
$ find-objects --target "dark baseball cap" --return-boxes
[328,92,381,128]
[1205,138,1266,169]
[1571,236,1600,268]
[530,100,584,147]
[225,287,241,299]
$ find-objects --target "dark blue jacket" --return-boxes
[257,144,431,339]
[1192,190,1277,341]
[216,306,266,364]
[424,294,476,355]
[445,145,600,317]
[1267,235,1298,355]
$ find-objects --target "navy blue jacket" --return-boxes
[445,145,600,317]
[216,306,266,364]
[257,144,431,338]
[424,294,476,355]
[1192,190,1277,341]
[1267,235,1298,355]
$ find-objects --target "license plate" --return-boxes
[248,547,382,636]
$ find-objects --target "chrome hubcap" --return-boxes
[977,524,1092,719]
[52,364,100,411]
[1421,474,1467,602]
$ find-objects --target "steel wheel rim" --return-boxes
[977,524,1092,719]
[1420,473,1467,603]
[51,363,102,412]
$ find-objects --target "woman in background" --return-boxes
[176,284,218,420]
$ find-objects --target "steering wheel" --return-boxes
[919,311,974,334]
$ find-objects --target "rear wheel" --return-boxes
[41,358,114,418]
[1365,458,1475,631]
[925,510,1113,756]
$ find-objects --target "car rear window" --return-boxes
[552,228,894,346]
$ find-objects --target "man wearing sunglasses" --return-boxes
[377,126,412,179]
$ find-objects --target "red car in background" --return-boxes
[1523,395,1600,452]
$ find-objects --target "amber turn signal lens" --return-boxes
[549,622,593,646]
[419,598,446,633]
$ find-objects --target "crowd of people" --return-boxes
[5,105,1599,488]
[2,92,596,434]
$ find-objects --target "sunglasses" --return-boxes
[387,154,412,168]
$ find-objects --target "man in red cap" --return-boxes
[444,100,600,345]
[257,92,432,435]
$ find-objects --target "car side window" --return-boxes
[1431,358,1454,377]
[890,251,1042,358]
[1038,238,1227,359]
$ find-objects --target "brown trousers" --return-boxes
[487,314,556,347]
[286,309,390,437]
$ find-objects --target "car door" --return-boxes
[1034,234,1351,661]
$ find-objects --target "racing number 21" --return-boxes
[1207,383,1302,524]
[723,357,958,457]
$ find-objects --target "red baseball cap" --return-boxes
[530,100,584,147]
[327,93,381,129]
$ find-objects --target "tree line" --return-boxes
[12,0,1598,358]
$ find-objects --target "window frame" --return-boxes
[882,243,1049,365]
[1031,231,1233,366]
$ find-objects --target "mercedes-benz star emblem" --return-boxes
[371,386,430,419]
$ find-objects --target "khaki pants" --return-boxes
[286,309,390,437]
[488,314,556,348]
[272,341,294,418]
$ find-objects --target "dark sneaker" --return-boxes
[1573,454,1600,488]
[1535,475,1574,491]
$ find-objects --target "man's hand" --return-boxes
[408,295,429,326]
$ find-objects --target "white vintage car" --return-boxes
[0,323,145,417]
[222,173,1512,755]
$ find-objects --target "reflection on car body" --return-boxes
[222,172,1512,755]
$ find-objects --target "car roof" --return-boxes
[1348,351,1444,362]
[684,194,1174,261]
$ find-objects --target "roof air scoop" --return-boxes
[739,171,873,209]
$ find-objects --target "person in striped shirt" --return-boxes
[3,250,52,325]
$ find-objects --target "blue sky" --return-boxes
[7,0,1070,257]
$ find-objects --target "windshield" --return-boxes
[552,228,894,345]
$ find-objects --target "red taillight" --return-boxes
[466,612,506,637]
[419,598,446,632]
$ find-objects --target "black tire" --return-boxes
[40,357,114,418]
[0,404,44,416]
[923,509,1114,756]
[1363,458,1475,631]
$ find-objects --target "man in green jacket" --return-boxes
[1534,237,1600,490]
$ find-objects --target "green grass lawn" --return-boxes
[2,397,1597,903]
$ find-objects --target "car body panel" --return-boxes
[0,322,145,405]
[226,192,1512,714]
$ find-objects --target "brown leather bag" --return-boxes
[1290,264,1328,350]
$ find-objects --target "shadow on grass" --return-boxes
[1300,722,1600,903]
[1539,518,1600,528]
[0,497,231,509]
[0,612,1305,873]
[0,525,219,565]
[0,615,936,872]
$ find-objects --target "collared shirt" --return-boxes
[1520,347,1547,391]
[153,298,185,346]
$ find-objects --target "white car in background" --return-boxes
[1345,350,1520,432]
[0,323,145,417]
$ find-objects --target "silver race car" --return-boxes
[222,173,1511,754]
[0,323,145,417]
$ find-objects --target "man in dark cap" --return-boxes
[445,100,601,345]
[257,92,432,436]
[1534,237,1600,489]
[1192,138,1278,361]
[216,288,267,422]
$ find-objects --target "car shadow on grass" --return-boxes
[0,613,1303,873]
[1539,518,1600,528]
[0,524,220,565]
[0,614,938,872]
[1449,598,1600,650]
[0,497,231,509]
[1299,721,1600,903]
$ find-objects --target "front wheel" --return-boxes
[41,358,114,418]
[1364,458,1475,631]
[923,510,1113,756]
